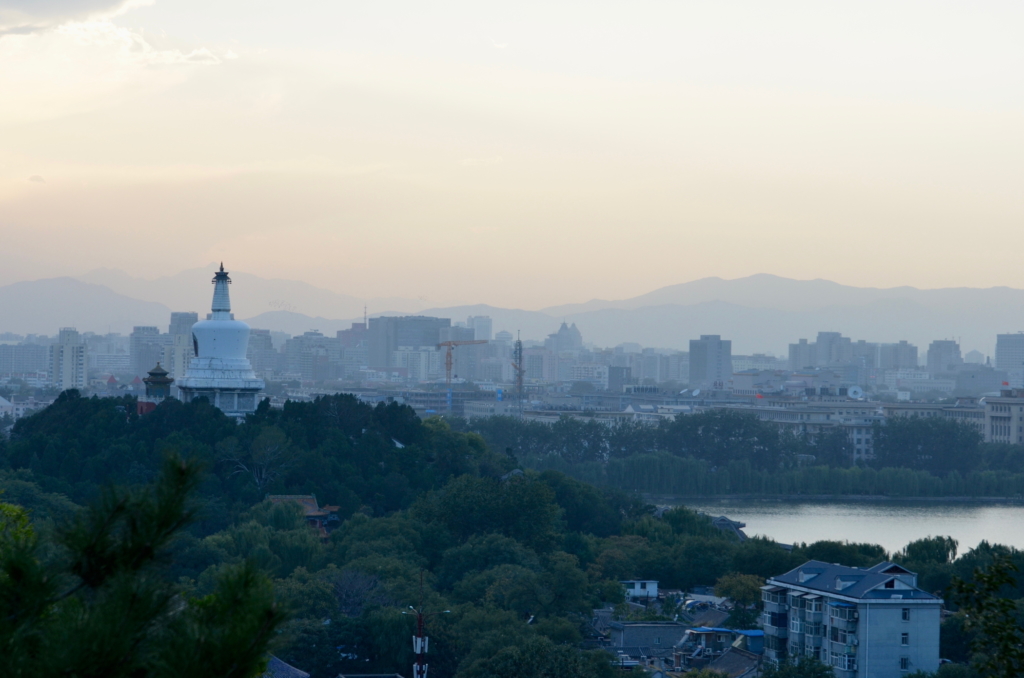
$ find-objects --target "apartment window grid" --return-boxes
[902,608,911,621]
[901,632,909,646]
[900,656,911,671]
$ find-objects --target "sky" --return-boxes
[2,1,1023,309]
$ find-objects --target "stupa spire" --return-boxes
[211,263,232,316]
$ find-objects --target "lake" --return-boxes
[661,498,1024,555]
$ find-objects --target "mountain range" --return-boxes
[2,271,1022,355]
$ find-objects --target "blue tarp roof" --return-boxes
[689,627,764,637]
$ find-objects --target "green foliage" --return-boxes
[760,656,835,678]
[0,455,284,677]
[714,572,764,607]
[8,397,1024,678]
[901,536,959,565]
[951,555,1024,678]
[801,540,888,568]
[872,417,982,475]
[685,670,731,678]
[466,412,1024,497]
[460,635,615,678]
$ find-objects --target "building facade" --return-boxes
[689,335,733,389]
[762,561,941,678]
[48,328,87,391]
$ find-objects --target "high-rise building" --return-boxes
[169,312,199,337]
[544,322,584,353]
[0,343,49,378]
[367,316,451,370]
[49,328,87,391]
[926,340,962,375]
[467,316,493,341]
[177,265,265,417]
[130,326,165,378]
[789,339,816,370]
[247,329,280,376]
[163,333,195,382]
[995,333,1024,371]
[964,349,985,365]
[995,333,1024,387]
[815,331,853,366]
[689,335,732,388]
[878,341,918,370]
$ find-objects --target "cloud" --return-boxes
[27,175,45,183]
[0,0,148,36]
[0,18,222,124]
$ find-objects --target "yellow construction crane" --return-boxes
[437,340,487,390]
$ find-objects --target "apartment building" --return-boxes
[762,561,941,678]
[715,401,882,462]
[49,328,88,391]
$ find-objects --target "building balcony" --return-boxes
[805,635,823,648]
[763,624,788,639]
[804,610,823,623]
[764,601,789,614]
[830,640,858,655]
[829,617,858,632]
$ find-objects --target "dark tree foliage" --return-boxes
[951,556,1024,678]
[6,396,1024,678]
[761,656,835,678]
[3,392,512,522]
[872,417,981,474]
[657,409,785,470]
[0,455,284,677]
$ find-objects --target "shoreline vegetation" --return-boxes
[519,452,1024,499]
[645,493,1024,504]
[456,413,1024,500]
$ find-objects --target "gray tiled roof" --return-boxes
[708,647,761,678]
[769,560,939,601]
[263,657,310,678]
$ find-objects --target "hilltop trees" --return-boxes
[0,456,284,677]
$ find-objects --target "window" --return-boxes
[902,608,911,621]
[901,633,909,646]
[640,582,647,590]
[900,657,910,671]
[654,637,660,645]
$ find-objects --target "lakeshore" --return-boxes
[653,495,1024,554]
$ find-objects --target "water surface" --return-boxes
[664,499,1024,554]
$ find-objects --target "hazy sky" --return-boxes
[2,1,1023,309]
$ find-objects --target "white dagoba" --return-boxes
[177,264,265,417]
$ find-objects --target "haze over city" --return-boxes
[3,1,1024,308]
[6,5,1024,678]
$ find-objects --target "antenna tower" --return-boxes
[512,331,525,418]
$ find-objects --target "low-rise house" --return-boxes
[706,647,762,678]
[674,628,763,670]
[262,656,310,678]
[621,579,658,600]
[607,621,687,651]
[267,495,341,537]
[762,560,941,677]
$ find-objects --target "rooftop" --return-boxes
[768,560,940,601]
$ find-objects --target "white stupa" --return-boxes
[177,264,265,417]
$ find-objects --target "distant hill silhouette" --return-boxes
[1,272,1021,355]
[0,278,171,334]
